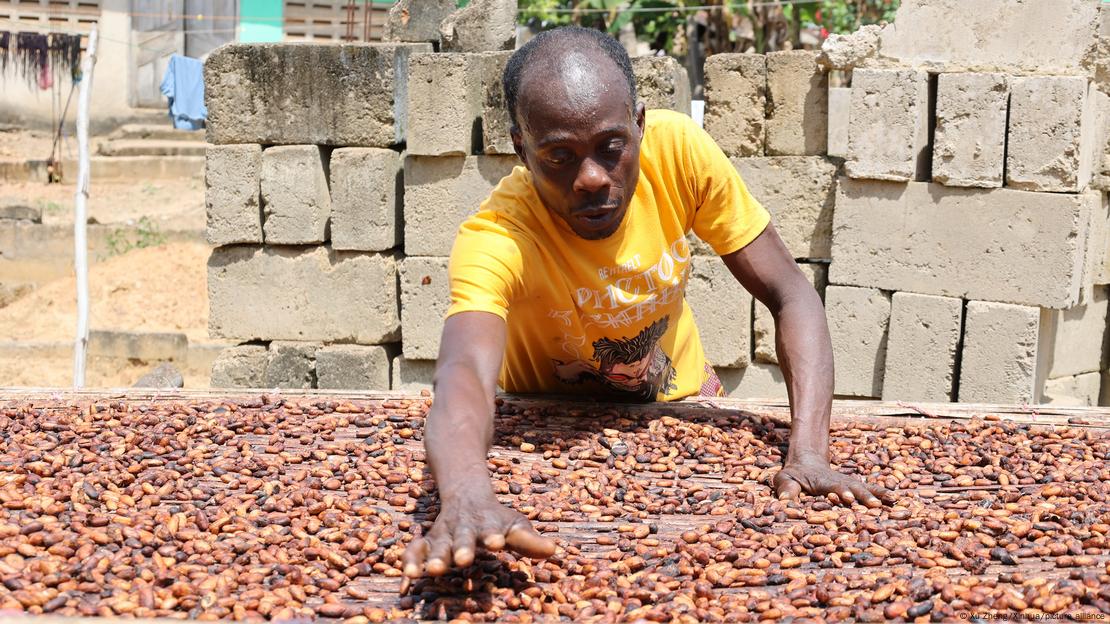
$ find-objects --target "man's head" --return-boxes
[503,26,646,240]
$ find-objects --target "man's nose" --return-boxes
[572,157,611,195]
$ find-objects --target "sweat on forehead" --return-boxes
[502,26,638,129]
[517,51,630,126]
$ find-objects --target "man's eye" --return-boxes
[547,153,571,166]
[602,141,625,155]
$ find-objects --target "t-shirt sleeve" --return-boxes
[681,116,771,256]
[446,211,527,321]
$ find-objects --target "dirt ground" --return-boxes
[2,124,213,388]
[0,242,211,343]
[0,241,215,388]
[4,178,206,231]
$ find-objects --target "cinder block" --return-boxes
[316,345,391,390]
[440,0,517,52]
[1089,87,1110,192]
[1088,193,1110,285]
[932,73,1009,188]
[958,301,1040,404]
[631,56,691,116]
[1006,76,1088,192]
[477,51,514,155]
[825,285,890,398]
[392,356,436,392]
[686,255,751,368]
[733,156,837,259]
[399,257,449,360]
[754,263,827,364]
[765,51,827,156]
[205,43,432,146]
[261,146,330,245]
[881,293,963,402]
[717,363,787,399]
[403,155,519,256]
[827,87,850,158]
[208,246,399,344]
[1080,81,1104,193]
[830,179,1098,309]
[704,54,766,157]
[845,69,930,182]
[878,0,1099,77]
[383,0,456,43]
[407,54,482,156]
[265,342,317,389]
[1042,372,1101,407]
[329,148,402,251]
[1037,286,1108,379]
[210,344,267,388]
[205,144,262,245]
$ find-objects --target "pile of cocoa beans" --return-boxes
[0,394,1103,622]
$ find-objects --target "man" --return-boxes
[402,26,887,580]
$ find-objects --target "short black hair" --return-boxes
[502,25,637,130]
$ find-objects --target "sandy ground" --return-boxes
[0,241,211,343]
[4,178,206,230]
[0,125,214,389]
[0,242,214,388]
[0,354,215,389]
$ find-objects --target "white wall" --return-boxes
[0,1,161,134]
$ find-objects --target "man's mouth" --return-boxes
[573,204,620,227]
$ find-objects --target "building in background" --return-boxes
[0,0,396,131]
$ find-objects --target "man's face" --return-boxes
[600,351,653,390]
[512,51,646,240]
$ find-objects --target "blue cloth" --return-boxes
[160,54,206,131]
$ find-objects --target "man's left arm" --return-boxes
[720,222,888,507]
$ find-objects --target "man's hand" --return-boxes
[773,451,889,508]
[401,494,556,578]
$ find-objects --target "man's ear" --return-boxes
[511,126,530,169]
[634,101,646,141]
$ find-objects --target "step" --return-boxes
[97,139,207,157]
[106,123,206,142]
[0,155,205,183]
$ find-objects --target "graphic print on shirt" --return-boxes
[553,317,677,401]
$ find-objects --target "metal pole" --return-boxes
[73,27,98,388]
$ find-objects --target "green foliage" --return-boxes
[37,199,65,216]
[812,0,899,35]
[517,0,901,54]
[104,216,167,258]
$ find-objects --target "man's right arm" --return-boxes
[401,311,555,580]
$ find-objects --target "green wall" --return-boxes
[240,0,283,43]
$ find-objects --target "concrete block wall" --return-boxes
[821,0,1110,405]
[204,42,698,391]
[205,2,1110,404]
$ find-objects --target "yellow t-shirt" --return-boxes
[446,109,771,401]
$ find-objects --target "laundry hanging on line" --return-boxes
[160,54,207,131]
[0,31,83,90]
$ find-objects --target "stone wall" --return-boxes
[205,0,1110,406]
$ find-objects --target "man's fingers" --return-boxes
[869,483,894,503]
[505,522,556,559]
[855,483,884,508]
[481,529,506,552]
[452,527,478,569]
[425,535,453,576]
[776,477,802,501]
[401,537,428,579]
[839,487,857,505]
